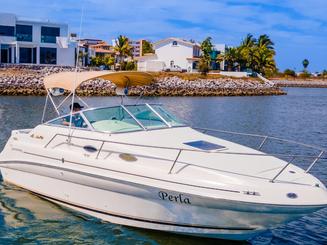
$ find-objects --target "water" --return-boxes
[0,88,327,244]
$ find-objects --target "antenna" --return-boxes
[67,1,85,142]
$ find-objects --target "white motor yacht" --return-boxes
[0,71,327,240]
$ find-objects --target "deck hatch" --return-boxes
[183,140,225,150]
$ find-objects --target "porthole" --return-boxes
[83,145,97,153]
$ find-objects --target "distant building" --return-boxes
[78,38,104,66]
[88,41,115,57]
[129,39,145,57]
[137,37,201,72]
[155,38,201,72]
[0,13,76,66]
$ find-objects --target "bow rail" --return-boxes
[43,126,326,184]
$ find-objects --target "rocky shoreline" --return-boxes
[0,64,285,96]
[272,79,327,88]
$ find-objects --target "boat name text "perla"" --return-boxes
[158,191,191,204]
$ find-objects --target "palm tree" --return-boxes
[257,34,274,51]
[253,46,276,75]
[114,35,133,67]
[241,33,256,48]
[199,37,214,75]
[220,47,242,71]
[254,35,276,75]
[302,59,309,71]
[142,40,154,55]
[239,34,256,70]
[237,33,276,74]
[201,37,213,57]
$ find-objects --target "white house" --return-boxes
[137,37,201,72]
[0,13,76,66]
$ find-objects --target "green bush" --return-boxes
[283,69,296,77]
[125,61,136,71]
[298,71,311,78]
[198,58,209,75]
[90,55,114,68]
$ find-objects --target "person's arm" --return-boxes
[62,116,70,126]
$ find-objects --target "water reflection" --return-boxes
[0,88,327,244]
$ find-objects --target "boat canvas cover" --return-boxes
[43,71,154,91]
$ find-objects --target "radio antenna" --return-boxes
[68,2,85,141]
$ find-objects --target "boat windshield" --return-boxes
[83,106,143,133]
[82,104,185,133]
[149,105,185,127]
[124,105,167,129]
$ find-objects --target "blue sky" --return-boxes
[1,0,326,71]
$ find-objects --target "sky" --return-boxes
[1,0,326,71]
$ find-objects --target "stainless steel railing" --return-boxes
[44,127,326,184]
[194,127,326,182]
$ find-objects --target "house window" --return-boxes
[41,26,60,43]
[172,41,178,46]
[0,25,15,36]
[19,48,33,64]
[1,44,11,63]
[16,25,33,42]
[19,48,33,63]
[33,47,37,64]
[40,47,57,64]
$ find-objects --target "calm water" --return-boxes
[1,88,327,244]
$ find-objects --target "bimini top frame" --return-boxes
[41,71,154,123]
[43,71,154,92]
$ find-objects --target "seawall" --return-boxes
[0,65,285,96]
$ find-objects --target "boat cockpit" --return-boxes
[46,104,185,133]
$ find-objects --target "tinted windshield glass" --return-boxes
[83,106,142,133]
[49,113,88,129]
[124,105,167,129]
[150,105,185,127]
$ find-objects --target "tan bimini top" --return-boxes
[43,71,154,91]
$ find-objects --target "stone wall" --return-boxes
[0,64,285,96]
[272,79,327,88]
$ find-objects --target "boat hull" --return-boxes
[0,163,322,241]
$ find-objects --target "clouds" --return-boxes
[0,0,326,70]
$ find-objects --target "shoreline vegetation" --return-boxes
[0,65,286,96]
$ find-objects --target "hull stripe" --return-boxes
[32,191,255,231]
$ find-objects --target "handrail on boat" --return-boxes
[194,127,326,181]
[43,127,326,184]
[194,127,326,152]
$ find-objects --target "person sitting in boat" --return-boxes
[63,103,85,128]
